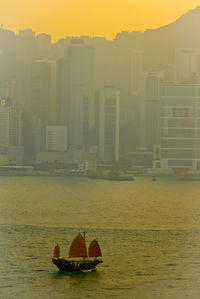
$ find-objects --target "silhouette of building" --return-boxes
[36,33,51,52]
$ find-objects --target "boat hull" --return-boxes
[88,175,134,181]
[52,258,103,272]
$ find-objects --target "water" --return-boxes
[0,176,200,298]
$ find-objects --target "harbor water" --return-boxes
[0,176,200,298]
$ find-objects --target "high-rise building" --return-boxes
[0,98,11,153]
[130,49,143,95]
[160,84,200,170]
[65,39,95,149]
[46,126,67,152]
[19,29,35,39]
[136,71,161,151]
[175,48,200,83]
[0,80,23,147]
[98,84,120,162]
[36,33,51,52]
[30,60,56,126]
[55,58,69,125]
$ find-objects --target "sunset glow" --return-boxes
[1,0,199,41]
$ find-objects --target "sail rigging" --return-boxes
[89,239,102,257]
[69,233,88,258]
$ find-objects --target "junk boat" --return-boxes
[52,233,103,272]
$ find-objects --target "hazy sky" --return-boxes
[1,0,200,41]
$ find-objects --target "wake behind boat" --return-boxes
[52,233,103,272]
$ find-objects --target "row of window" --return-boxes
[161,107,200,117]
[161,97,200,107]
[160,149,200,159]
[161,138,200,148]
[161,86,200,97]
[161,118,200,127]
[161,128,200,138]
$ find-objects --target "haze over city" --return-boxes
[1,3,200,298]
[1,4,200,173]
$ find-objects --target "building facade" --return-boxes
[66,39,95,149]
[0,98,10,153]
[175,48,200,83]
[46,126,67,152]
[160,84,200,170]
[98,84,120,162]
[136,71,161,151]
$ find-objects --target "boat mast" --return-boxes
[83,231,86,261]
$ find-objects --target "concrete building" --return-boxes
[19,29,35,39]
[30,60,56,126]
[0,80,23,150]
[65,39,95,149]
[9,106,23,147]
[55,58,68,124]
[160,84,200,171]
[0,98,10,153]
[98,84,120,162]
[131,49,143,95]
[136,71,161,151]
[46,126,67,152]
[175,48,200,83]
[36,34,51,52]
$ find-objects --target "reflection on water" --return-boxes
[0,176,200,298]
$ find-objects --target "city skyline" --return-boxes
[1,1,200,42]
[1,4,200,173]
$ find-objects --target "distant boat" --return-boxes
[88,151,134,181]
[88,174,134,181]
[52,233,103,272]
[107,174,134,181]
[88,169,134,181]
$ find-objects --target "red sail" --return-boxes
[53,244,60,258]
[89,240,102,257]
[69,233,88,258]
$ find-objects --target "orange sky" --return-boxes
[1,0,200,41]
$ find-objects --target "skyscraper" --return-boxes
[46,126,67,152]
[0,98,10,153]
[136,71,161,151]
[65,39,95,149]
[130,49,143,95]
[160,84,200,170]
[30,60,56,126]
[175,48,200,83]
[98,84,120,162]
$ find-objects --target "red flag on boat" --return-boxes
[69,233,88,258]
[53,244,60,258]
[89,239,102,257]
